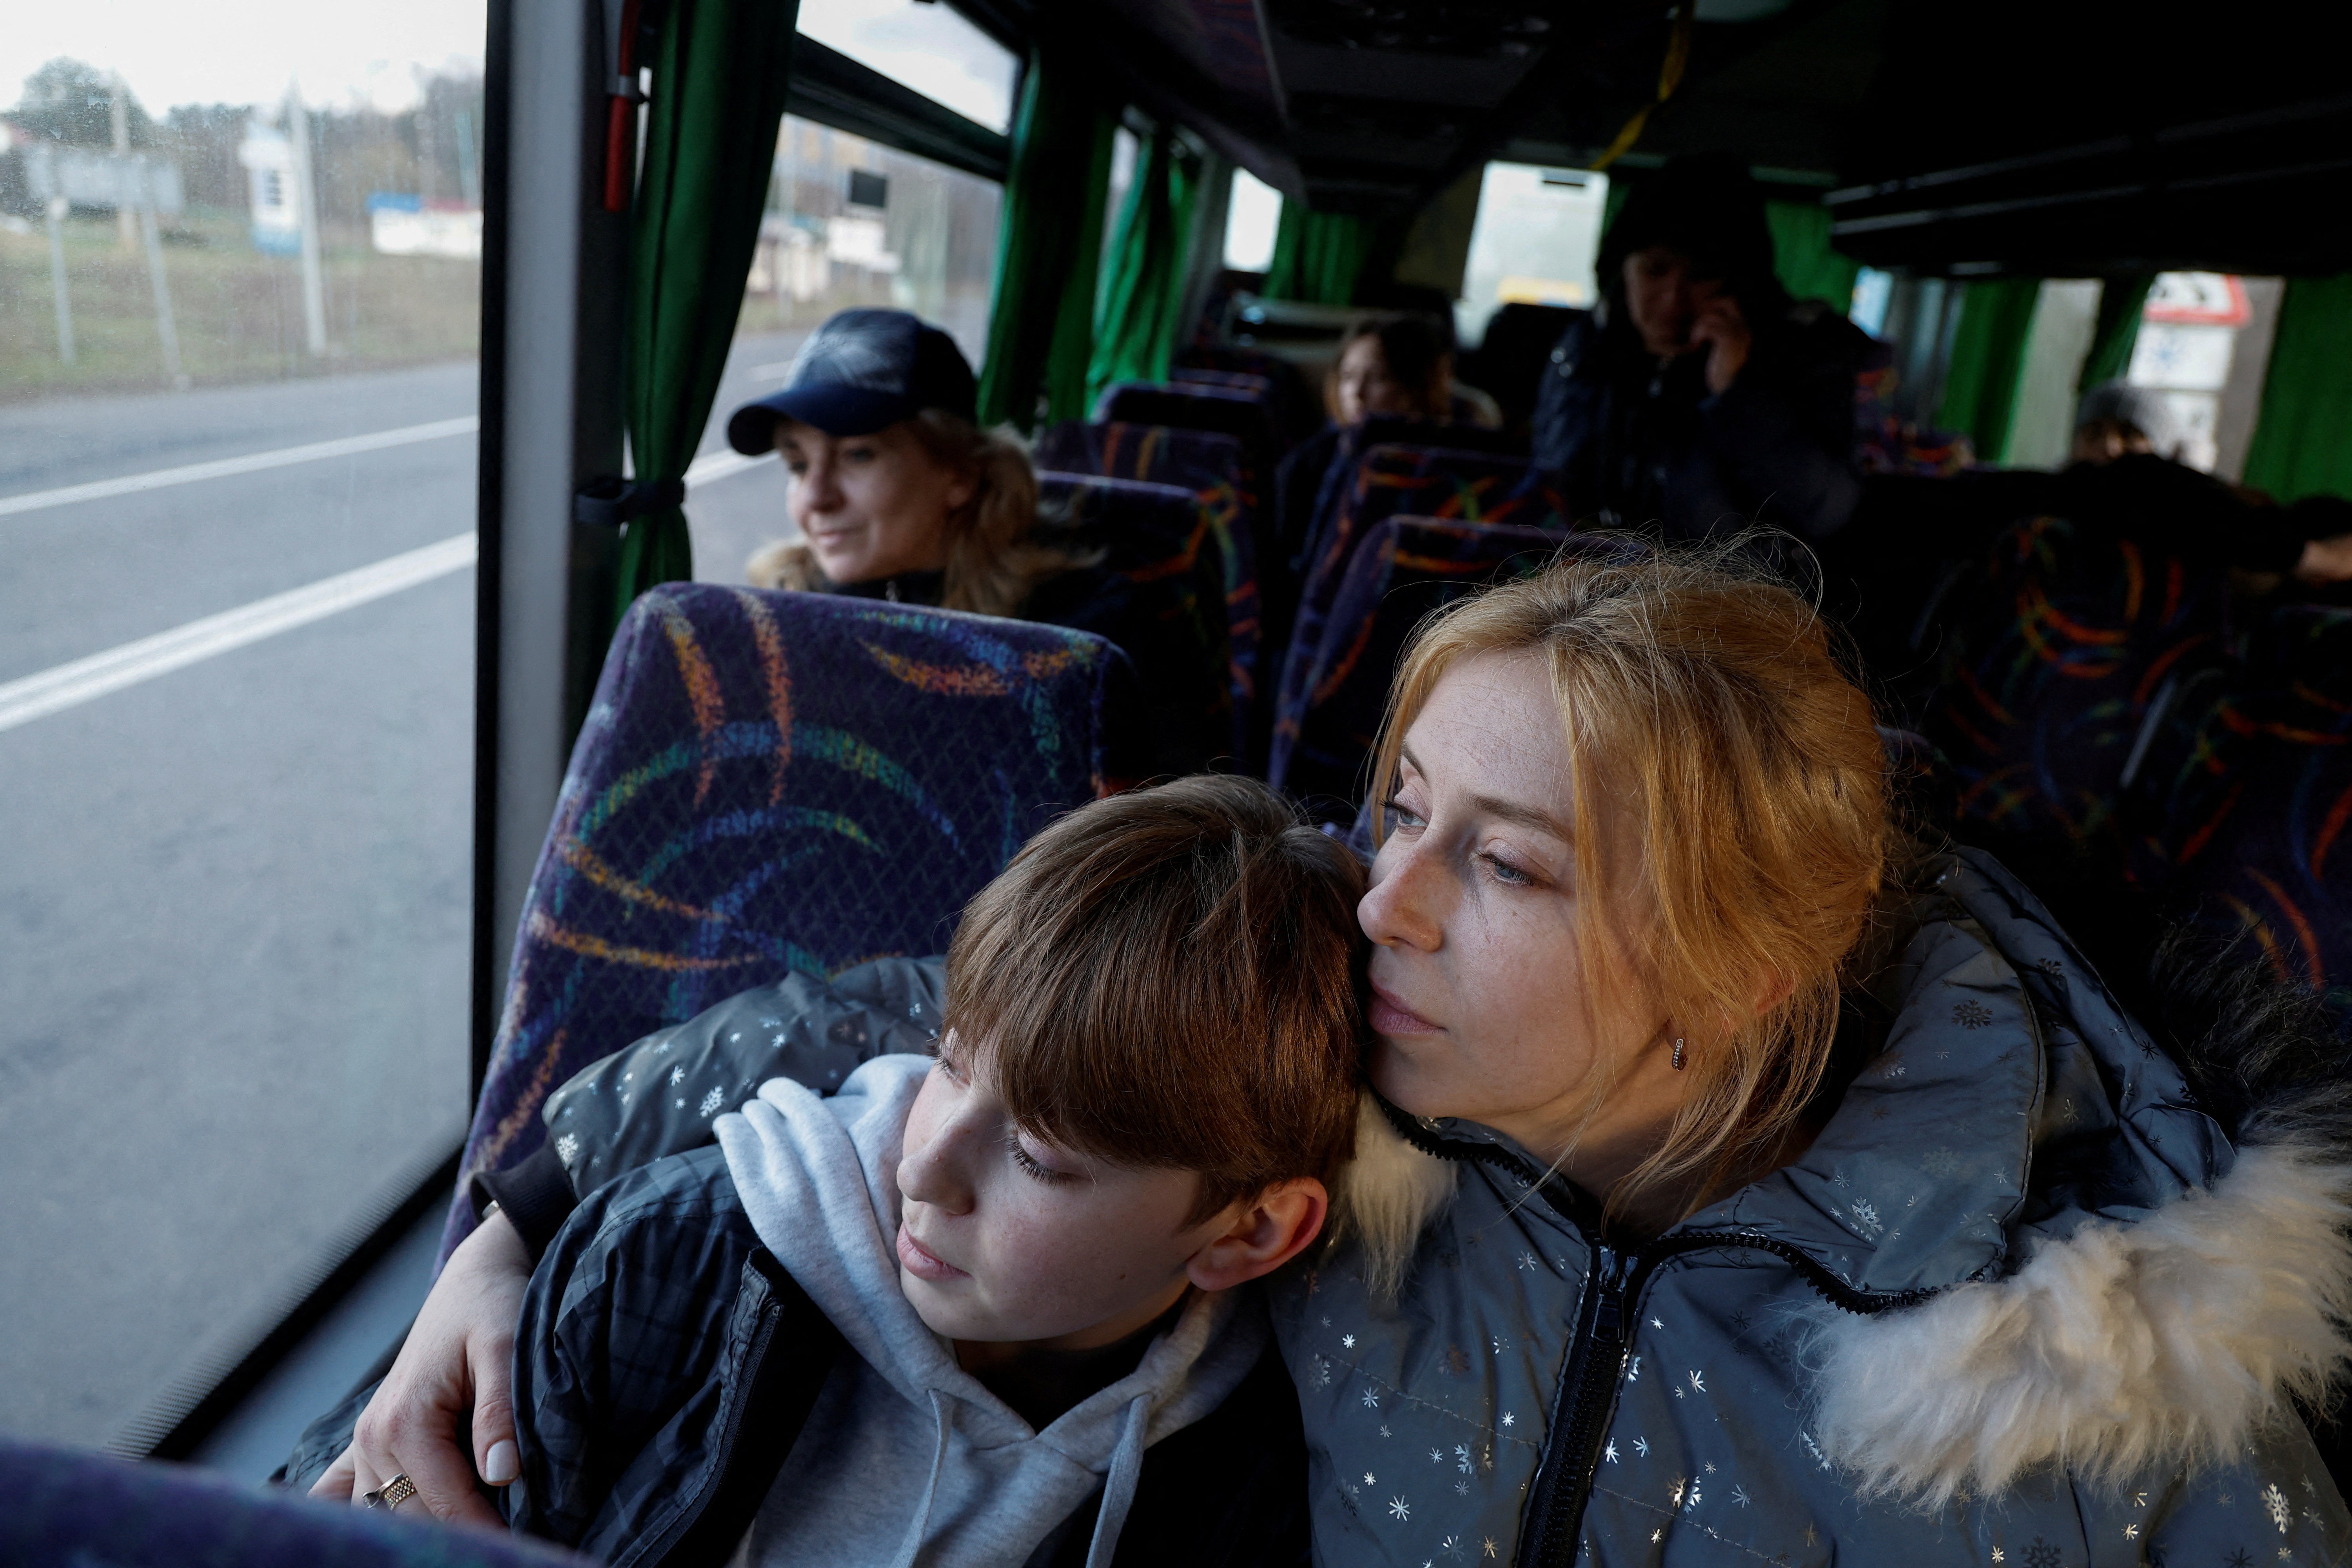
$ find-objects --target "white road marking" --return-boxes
[0,430,767,735]
[0,416,481,520]
[0,534,476,734]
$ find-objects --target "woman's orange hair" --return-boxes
[1370,539,1896,1220]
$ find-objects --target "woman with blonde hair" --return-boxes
[734,308,1213,773]
[1307,541,2350,1562]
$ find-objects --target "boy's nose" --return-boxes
[897,1128,976,1216]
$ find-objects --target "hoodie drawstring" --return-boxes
[1081,1393,1152,1568]
[890,1389,956,1568]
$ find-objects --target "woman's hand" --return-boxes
[309,1209,531,1528]
[1688,294,1752,395]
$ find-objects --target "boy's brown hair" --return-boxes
[945,774,1364,1223]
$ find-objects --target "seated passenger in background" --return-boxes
[1272,316,1459,597]
[297,776,1360,1567]
[2059,379,2352,584]
[739,307,1214,773]
[1531,151,1872,542]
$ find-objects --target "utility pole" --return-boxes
[45,194,76,365]
[286,86,328,358]
[111,73,136,251]
[137,191,184,386]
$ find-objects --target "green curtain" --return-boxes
[610,0,800,640]
[1936,278,2043,463]
[2243,273,2352,503]
[2078,274,2154,390]
[1765,199,1860,310]
[1086,125,1201,404]
[1263,205,1376,306]
[975,53,1115,431]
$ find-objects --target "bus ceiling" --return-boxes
[1027,0,2352,278]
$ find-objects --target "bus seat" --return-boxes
[1279,445,1568,742]
[2131,604,2352,1015]
[1168,366,1275,405]
[0,1437,586,1566]
[1855,363,1978,477]
[1094,381,1284,477]
[1035,424,1262,764]
[1287,416,1528,590]
[447,585,1138,1260]
[1457,303,1584,434]
[1173,345,1324,447]
[1920,515,2230,897]
[1270,516,1577,815]
[1037,471,1237,772]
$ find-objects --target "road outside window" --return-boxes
[0,5,481,1451]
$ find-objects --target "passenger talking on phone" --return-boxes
[1530,152,1873,543]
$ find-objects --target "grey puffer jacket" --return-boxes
[1290,847,2352,1566]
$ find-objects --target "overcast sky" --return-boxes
[0,0,488,116]
[1,0,1013,130]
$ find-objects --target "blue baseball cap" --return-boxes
[726,309,979,453]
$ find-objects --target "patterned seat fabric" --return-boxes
[1036,422,1262,763]
[1271,516,1575,814]
[448,585,1131,1258]
[2133,605,2352,1015]
[1094,381,1283,481]
[1173,345,1325,447]
[1294,417,1527,579]
[1920,514,2230,895]
[1279,445,1568,734]
[1854,363,1976,477]
[0,1438,585,1566]
[1038,471,1235,772]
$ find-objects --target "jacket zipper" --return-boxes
[629,1278,788,1568]
[1370,1100,1938,1568]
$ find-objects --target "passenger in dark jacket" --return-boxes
[1531,153,1870,541]
[292,778,1363,1567]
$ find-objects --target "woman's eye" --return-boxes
[1482,851,1535,887]
[1382,797,1426,831]
[783,461,808,477]
[841,445,878,464]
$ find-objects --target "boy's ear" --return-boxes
[1185,1178,1328,1294]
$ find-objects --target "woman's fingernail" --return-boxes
[483,1440,519,1485]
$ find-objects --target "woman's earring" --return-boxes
[1670,1038,1686,1071]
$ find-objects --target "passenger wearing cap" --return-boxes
[1530,152,1873,542]
[733,309,1218,773]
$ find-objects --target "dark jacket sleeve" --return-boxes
[1696,315,1865,541]
[1527,314,1605,494]
[502,1146,792,1558]
[479,958,945,1264]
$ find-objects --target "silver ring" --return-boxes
[362,1472,417,1511]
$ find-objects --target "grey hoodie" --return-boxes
[713,1056,1270,1568]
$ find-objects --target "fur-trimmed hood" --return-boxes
[1791,856,2352,1504]
[1287,848,2352,1566]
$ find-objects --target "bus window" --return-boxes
[691,119,1005,588]
[795,0,1018,134]
[0,10,479,1453]
[1454,162,1609,352]
[1223,167,1281,275]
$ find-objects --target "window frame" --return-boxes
[786,33,1013,183]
